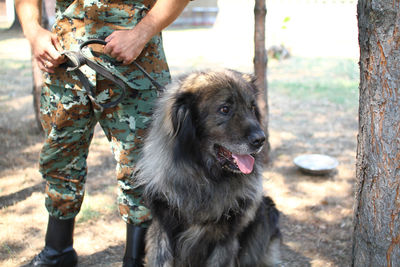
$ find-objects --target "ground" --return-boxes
[0,3,359,265]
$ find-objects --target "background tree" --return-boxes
[31,0,49,131]
[353,1,400,266]
[254,0,270,163]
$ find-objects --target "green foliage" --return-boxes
[281,16,291,30]
[269,57,359,107]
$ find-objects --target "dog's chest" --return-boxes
[187,196,258,238]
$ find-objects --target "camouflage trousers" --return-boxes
[39,76,157,227]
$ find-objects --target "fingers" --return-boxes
[104,43,135,65]
[38,54,62,73]
[107,48,137,65]
[103,39,121,59]
[37,52,62,73]
[38,58,55,73]
[51,34,64,54]
[104,31,141,65]
[104,34,114,43]
[48,34,65,65]
[122,58,134,65]
[36,34,65,73]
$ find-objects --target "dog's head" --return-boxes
[162,69,265,175]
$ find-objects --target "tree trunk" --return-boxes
[352,1,400,266]
[32,0,49,131]
[254,0,270,163]
[32,57,43,131]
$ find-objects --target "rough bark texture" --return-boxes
[32,57,43,131]
[254,0,270,163]
[353,1,400,266]
[32,0,48,131]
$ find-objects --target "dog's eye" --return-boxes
[219,105,230,115]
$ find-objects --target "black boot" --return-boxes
[26,216,78,267]
[122,224,147,267]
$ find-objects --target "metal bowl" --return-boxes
[293,154,339,175]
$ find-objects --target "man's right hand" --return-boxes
[29,26,65,73]
[15,0,65,73]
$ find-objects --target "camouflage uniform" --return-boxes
[39,0,170,227]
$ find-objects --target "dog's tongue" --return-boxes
[232,154,255,174]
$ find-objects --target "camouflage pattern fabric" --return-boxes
[45,0,170,91]
[39,0,170,226]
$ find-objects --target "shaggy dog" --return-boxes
[136,69,281,267]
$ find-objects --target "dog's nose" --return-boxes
[248,130,266,149]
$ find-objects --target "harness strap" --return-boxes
[62,39,165,111]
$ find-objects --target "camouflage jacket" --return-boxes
[45,0,171,91]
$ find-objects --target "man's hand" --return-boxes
[104,28,149,65]
[104,0,190,65]
[30,27,65,73]
[15,0,65,73]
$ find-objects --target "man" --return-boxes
[15,0,190,266]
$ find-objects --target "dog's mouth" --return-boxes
[214,144,255,174]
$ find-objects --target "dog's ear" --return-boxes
[241,73,264,122]
[170,92,199,162]
[242,73,259,92]
[241,73,257,84]
[171,92,196,135]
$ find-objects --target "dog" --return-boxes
[136,69,281,267]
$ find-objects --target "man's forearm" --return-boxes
[134,0,190,43]
[104,0,190,64]
[15,0,42,42]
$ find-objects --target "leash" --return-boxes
[62,39,165,111]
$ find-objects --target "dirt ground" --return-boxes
[0,20,358,267]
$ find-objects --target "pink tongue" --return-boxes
[232,154,255,174]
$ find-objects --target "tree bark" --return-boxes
[353,1,400,266]
[32,0,49,131]
[254,0,270,163]
[32,57,43,131]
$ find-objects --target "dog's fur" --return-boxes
[136,69,281,267]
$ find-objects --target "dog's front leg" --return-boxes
[145,221,174,267]
[205,238,239,267]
